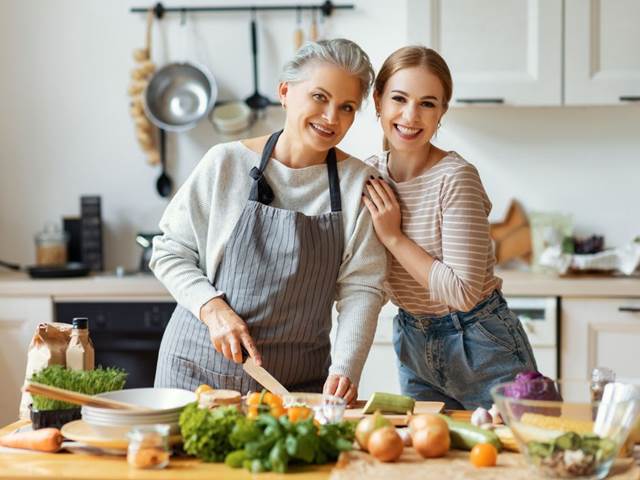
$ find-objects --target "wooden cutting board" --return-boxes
[343,401,445,426]
[330,449,640,480]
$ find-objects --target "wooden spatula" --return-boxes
[25,382,152,412]
[242,358,289,396]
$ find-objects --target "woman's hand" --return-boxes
[323,374,357,405]
[200,297,262,365]
[362,177,403,248]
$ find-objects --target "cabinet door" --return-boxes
[0,297,53,426]
[565,0,640,105]
[561,297,640,383]
[408,0,562,106]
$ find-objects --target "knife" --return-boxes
[242,357,289,396]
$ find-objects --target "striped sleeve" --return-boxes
[428,163,492,311]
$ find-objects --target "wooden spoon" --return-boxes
[25,382,152,412]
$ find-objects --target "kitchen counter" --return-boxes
[1,270,638,299]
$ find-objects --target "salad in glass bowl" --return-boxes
[491,373,640,479]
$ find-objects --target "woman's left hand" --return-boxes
[362,177,403,247]
[323,374,357,405]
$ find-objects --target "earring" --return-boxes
[376,111,380,118]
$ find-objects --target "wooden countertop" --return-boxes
[1,270,638,299]
[0,413,473,480]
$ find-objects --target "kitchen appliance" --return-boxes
[55,301,176,388]
[136,232,159,273]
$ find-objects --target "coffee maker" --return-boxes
[136,233,160,273]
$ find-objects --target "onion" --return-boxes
[408,413,448,437]
[412,424,450,458]
[396,428,412,446]
[355,411,391,451]
[368,426,404,462]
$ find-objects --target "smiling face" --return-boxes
[279,62,361,153]
[374,66,446,153]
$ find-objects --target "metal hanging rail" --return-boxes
[130,1,354,19]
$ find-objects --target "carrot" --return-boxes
[0,428,63,452]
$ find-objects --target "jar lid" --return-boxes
[35,222,67,244]
[72,317,88,329]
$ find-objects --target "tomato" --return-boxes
[271,406,287,418]
[195,384,213,400]
[469,443,498,467]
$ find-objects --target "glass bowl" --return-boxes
[282,392,346,424]
[491,379,640,479]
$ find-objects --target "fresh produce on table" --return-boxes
[362,392,415,415]
[0,428,63,452]
[503,371,562,416]
[526,431,617,478]
[439,414,502,452]
[29,365,127,411]
[198,388,241,409]
[408,414,450,458]
[367,426,404,462]
[247,391,287,419]
[195,384,213,401]
[355,410,391,451]
[469,443,498,467]
[494,426,519,452]
[179,400,356,473]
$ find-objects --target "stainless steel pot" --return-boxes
[144,62,217,132]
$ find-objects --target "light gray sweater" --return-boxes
[150,141,388,385]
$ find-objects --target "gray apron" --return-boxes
[155,130,344,393]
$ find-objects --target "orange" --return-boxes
[469,443,498,467]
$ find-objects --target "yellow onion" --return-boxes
[355,411,391,451]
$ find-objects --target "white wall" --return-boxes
[1,0,638,271]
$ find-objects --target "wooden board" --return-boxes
[330,449,640,480]
[343,401,444,426]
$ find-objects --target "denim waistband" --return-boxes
[398,290,505,334]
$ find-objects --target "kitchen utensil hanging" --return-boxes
[143,12,218,197]
[244,12,276,116]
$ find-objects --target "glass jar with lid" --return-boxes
[127,424,171,469]
[34,222,67,266]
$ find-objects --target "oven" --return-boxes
[55,301,176,388]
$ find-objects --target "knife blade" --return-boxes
[242,357,289,396]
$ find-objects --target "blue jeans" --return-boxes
[393,290,537,410]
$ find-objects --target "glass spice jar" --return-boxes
[34,222,67,266]
[127,425,171,469]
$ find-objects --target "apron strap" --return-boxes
[325,147,341,212]
[249,129,342,212]
[248,131,282,204]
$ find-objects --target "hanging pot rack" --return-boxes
[130,1,354,19]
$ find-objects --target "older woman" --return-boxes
[152,39,387,404]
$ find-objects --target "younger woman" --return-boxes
[362,46,537,409]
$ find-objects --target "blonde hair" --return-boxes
[374,46,453,149]
[280,38,374,107]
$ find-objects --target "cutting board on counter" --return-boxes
[343,401,444,426]
[330,449,640,480]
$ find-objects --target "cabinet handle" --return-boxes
[618,307,640,313]
[456,98,504,104]
[619,96,640,102]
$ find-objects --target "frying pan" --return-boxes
[0,260,89,279]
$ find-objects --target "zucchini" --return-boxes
[439,414,502,452]
[362,392,415,415]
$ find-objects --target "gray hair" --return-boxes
[280,38,374,106]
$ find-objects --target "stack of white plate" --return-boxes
[82,388,195,437]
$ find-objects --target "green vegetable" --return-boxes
[439,414,502,452]
[362,392,415,414]
[30,365,127,411]
[179,403,243,462]
[180,401,356,473]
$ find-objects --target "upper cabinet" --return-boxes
[407,0,640,106]
[565,0,640,105]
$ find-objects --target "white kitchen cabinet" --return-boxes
[565,0,640,105]
[407,0,640,106]
[0,296,53,426]
[561,297,640,383]
[407,0,563,106]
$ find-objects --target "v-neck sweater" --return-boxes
[150,141,388,385]
[365,151,502,315]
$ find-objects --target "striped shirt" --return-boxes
[365,151,502,315]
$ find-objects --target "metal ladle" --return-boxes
[156,128,173,197]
